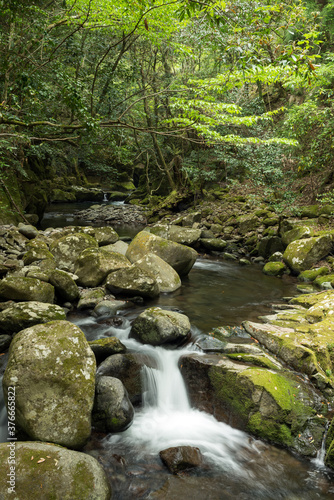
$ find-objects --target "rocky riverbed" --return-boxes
[1,197,334,497]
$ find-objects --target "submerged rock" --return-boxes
[131,307,191,346]
[92,376,134,433]
[0,441,111,500]
[3,320,96,449]
[159,446,203,474]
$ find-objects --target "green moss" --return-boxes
[298,267,329,282]
[248,411,293,445]
[225,353,280,370]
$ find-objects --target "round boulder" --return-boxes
[75,248,131,287]
[0,441,111,499]
[92,376,134,433]
[0,277,55,303]
[0,301,66,335]
[105,265,159,298]
[50,232,98,272]
[130,307,191,346]
[3,320,96,449]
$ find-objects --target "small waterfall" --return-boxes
[312,423,329,468]
[105,337,251,473]
[102,192,108,202]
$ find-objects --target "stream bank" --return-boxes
[0,198,334,497]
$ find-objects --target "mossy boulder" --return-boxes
[77,288,106,310]
[0,277,55,303]
[0,441,111,500]
[283,235,333,273]
[131,307,190,346]
[49,269,79,302]
[168,225,201,246]
[126,230,197,276]
[50,232,98,272]
[105,265,159,298]
[298,267,329,282]
[314,273,334,289]
[88,337,126,363]
[181,354,325,456]
[0,301,66,335]
[281,225,313,246]
[93,226,119,246]
[75,248,131,287]
[97,353,147,404]
[262,262,287,277]
[135,252,181,293]
[22,246,54,266]
[257,236,285,260]
[92,376,134,433]
[199,238,227,251]
[3,320,96,449]
[236,214,260,235]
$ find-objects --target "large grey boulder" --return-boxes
[74,248,131,287]
[50,232,98,272]
[49,269,79,301]
[3,320,96,449]
[136,253,181,293]
[131,307,191,346]
[0,441,111,500]
[0,276,55,303]
[126,230,197,276]
[283,235,333,273]
[92,376,134,433]
[93,226,119,246]
[105,265,159,298]
[0,301,66,335]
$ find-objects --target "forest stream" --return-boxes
[1,204,334,499]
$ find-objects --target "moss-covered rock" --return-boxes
[131,307,190,346]
[126,230,197,276]
[77,288,106,310]
[257,236,285,260]
[22,246,54,266]
[0,301,66,334]
[3,320,96,449]
[135,252,181,293]
[50,232,98,272]
[0,441,111,500]
[0,276,55,303]
[92,376,134,433]
[298,267,329,282]
[283,235,333,273]
[262,262,287,277]
[88,337,126,363]
[75,248,131,287]
[181,354,325,456]
[199,238,227,251]
[49,269,80,302]
[105,265,159,298]
[93,226,119,246]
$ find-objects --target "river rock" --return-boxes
[0,441,111,500]
[130,307,190,346]
[283,235,333,274]
[169,225,201,246]
[0,301,66,334]
[93,299,128,317]
[22,246,55,266]
[199,238,227,251]
[88,337,126,363]
[50,232,98,272]
[257,236,285,259]
[97,353,150,404]
[136,253,181,293]
[159,446,203,474]
[49,269,79,302]
[18,223,39,239]
[77,287,106,309]
[281,224,313,246]
[105,265,159,298]
[262,262,287,277]
[75,248,131,287]
[92,376,134,433]
[180,354,325,456]
[0,276,55,303]
[93,226,119,246]
[126,230,197,276]
[103,240,129,256]
[3,320,96,449]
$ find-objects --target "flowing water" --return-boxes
[2,205,334,497]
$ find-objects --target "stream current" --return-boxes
[1,203,334,498]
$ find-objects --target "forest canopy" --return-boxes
[1,0,334,204]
